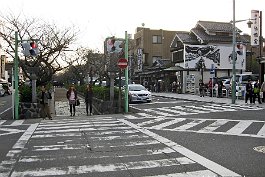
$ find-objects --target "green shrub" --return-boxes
[19,85,32,102]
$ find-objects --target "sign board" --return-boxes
[184,44,246,70]
[251,10,260,46]
[118,58,128,69]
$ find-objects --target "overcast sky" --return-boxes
[1,0,264,52]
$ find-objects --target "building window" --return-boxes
[152,35,162,44]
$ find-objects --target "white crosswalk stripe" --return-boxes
[129,103,263,118]
[5,117,237,177]
[198,119,229,133]
[127,116,265,139]
[173,119,206,131]
[257,123,265,137]
[0,120,6,125]
[226,120,253,135]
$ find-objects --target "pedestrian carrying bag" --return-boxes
[75,99,80,106]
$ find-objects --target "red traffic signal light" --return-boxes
[30,42,37,48]
[29,41,39,56]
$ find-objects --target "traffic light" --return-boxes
[21,41,39,57]
[29,42,40,56]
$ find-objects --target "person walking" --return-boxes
[261,81,265,102]
[85,84,93,116]
[66,85,77,116]
[245,79,253,104]
[217,78,223,98]
[253,80,262,104]
[208,78,213,97]
[199,79,205,97]
[38,85,52,120]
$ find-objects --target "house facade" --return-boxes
[131,27,177,90]
[170,20,264,93]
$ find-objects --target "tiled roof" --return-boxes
[170,31,198,48]
[197,20,242,33]
[191,28,233,43]
[170,21,250,49]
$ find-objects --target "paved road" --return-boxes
[1,89,265,176]
[0,95,13,120]
[0,116,242,177]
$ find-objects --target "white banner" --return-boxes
[251,10,260,46]
[137,48,143,71]
[184,44,246,70]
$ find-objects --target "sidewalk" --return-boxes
[152,92,265,108]
[53,87,87,117]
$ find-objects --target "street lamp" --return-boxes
[231,0,255,104]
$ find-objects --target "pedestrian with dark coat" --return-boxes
[217,78,223,98]
[66,85,77,116]
[85,84,93,116]
[38,85,52,120]
[199,79,205,97]
[245,79,253,104]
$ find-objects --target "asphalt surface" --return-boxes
[0,88,265,176]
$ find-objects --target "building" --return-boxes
[170,20,265,93]
[132,27,177,90]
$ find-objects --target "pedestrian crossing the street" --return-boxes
[123,116,265,139]
[129,103,264,118]
[1,117,240,177]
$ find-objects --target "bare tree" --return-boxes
[0,13,78,85]
[62,47,107,85]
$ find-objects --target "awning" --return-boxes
[163,66,185,72]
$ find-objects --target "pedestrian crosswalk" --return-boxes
[1,117,240,177]
[124,116,265,139]
[129,103,264,118]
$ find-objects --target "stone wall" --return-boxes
[19,102,41,119]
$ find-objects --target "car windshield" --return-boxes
[129,85,146,91]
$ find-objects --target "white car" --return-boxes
[0,84,5,97]
[128,84,152,103]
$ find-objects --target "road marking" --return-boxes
[226,121,253,135]
[0,120,6,125]
[0,107,12,117]
[143,169,218,177]
[157,107,190,115]
[144,109,176,116]
[18,147,176,163]
[0,123,38,177]
[10,120,24,126]
[149,118,186,130]
[137,118,164,126]
[173,119,206,131]
[0,128,25,136]
[198,119,229,133]
[120,119,241,177]
[257,123,265,137]
[11,157,195,177]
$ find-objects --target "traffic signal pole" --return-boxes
[124,31,129,113]
[14,32,19,120]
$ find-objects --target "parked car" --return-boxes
[0,84,5,97]
[222,77,232,90]
[0,82,12,95]
[128,84,152,103]
[229,74,259,88]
